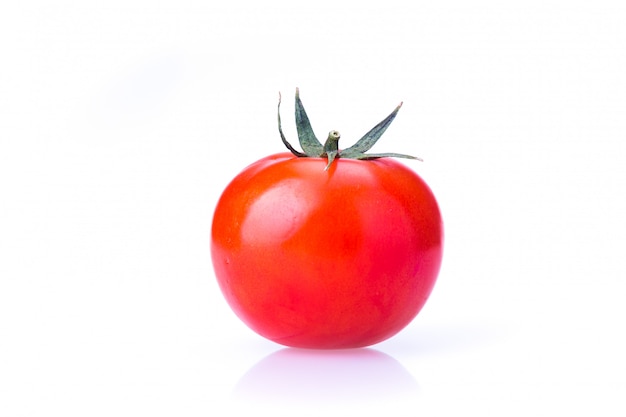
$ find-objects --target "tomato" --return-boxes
[211,90,443,349]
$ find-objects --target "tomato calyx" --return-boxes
[278,88,422,170]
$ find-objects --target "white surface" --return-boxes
[1,1,625,416]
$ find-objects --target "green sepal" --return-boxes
[351,152,422,161]
[277,93,307,157]
[339,102,404,158]
[295,88,324,157]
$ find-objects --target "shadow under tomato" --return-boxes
[232,348,418,409]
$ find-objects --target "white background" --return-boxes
[1,1,625,415]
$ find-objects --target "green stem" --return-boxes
[323,130,340,170]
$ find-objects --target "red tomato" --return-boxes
[211,153,443,349]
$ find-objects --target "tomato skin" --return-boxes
[211,153,443,349]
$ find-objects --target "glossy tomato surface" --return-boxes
[211,152,443,349]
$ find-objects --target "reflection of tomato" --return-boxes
[234,348,418,406]
[211,90,443,349]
